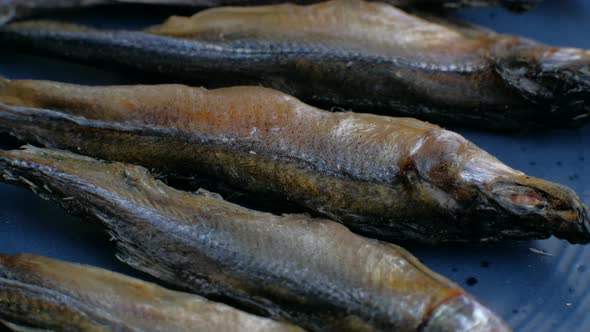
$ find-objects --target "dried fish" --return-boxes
[0,78,588,244]
[0,253,302,332]
[0,0,541,25]
[0,0,586,130]
[0,146,510,331]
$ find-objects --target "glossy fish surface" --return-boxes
[0,253,302,332]
[0,0,541,25]
[0,78,588,244]
[0,0,586,130]
[0,146,510,332]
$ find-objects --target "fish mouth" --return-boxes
[541,52,590,126]
[558,204,590,244]
[421,294,510,332]
[494,43,590,128]
[487,180,590,244]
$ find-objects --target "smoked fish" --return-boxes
[0,253,302,332]
[0,0,586,130]
[0,146,510,332]
[0,78,588,244]
[0,0,541,25]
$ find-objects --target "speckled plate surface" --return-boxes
[0,1,589,331]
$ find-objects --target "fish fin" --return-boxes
[1,320,53,332]
[0,75,9,87]
[97,215,177,283]
[114,242,177,284]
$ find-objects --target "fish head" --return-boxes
[421,294,510,332]
[409,128,589,243]
[457,150,590,243]
[494,37,590,127]
[414,130,590,243]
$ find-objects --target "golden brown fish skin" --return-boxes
[144,0,589,129]
[0,0,585,130]
[0,78,588,244]
[0,0,540,24]
[0,146,510,332]
[0,253,303,332]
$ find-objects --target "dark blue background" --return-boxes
[0,1,589,331]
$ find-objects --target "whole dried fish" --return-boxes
[0,78,588,244]
[0,253,301,332]
[0,0,541,25]
[0,146,510,332]
[0,0,586,130]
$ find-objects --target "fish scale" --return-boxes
[0,254,303,331]
[3,0,589,130]
[0,79,588,244]
[0,147,509,331]
[0,18,526,129]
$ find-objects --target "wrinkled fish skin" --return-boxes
[0,253,301,332]
[0,0,540,24]
[0,78,588,244]
[0,146,511,332]
[0,0,586,130]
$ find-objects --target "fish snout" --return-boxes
[421,294,510,332]
[553,203,590,244]
[494,43,590,127]
[540,49,590,126]
[488,180,590,244]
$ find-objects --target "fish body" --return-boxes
[0,0,587,130]
[0,146,510,332]
[0,253,302,332]
[0,0,541,24]
[0,78,588,244]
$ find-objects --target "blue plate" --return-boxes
[0,1,589,331]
